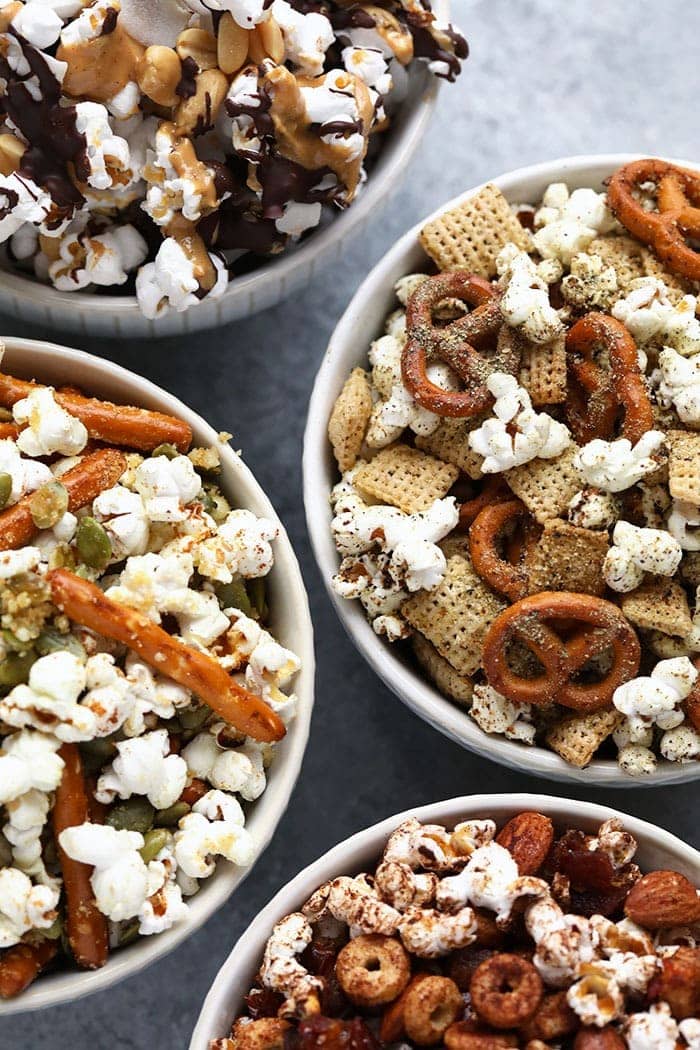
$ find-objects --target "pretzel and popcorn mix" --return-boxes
[0,354,300,998]
[210,810,700,1049]
[326,159,700,775]
[0,0,466,319]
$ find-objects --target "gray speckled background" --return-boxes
[3,1,700,1046]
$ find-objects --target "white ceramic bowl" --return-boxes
[0,337,315,1015]
[0,35,449,338]
[303,152,700,789]
[190,791,700,1048]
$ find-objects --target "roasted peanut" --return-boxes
[218,13,250,75]
[137,46,182,108]
[176,28,218,70]
[248,17,284,65]
[0,133,25,176]
[175,68,229,135]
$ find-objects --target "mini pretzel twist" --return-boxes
[457,477,512,531]
[0,940,58,999]
[607,158,700,281]
[469,499,532,602]
[481,591,641,712]
[402,273,520,418]
[565,313,654,444]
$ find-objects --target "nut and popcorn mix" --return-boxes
[326,158,700,776]
[0,355,300,998]
[210,810,700,1049]
[0,0,466,319]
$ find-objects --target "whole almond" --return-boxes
[496,812,554,874]
[573,1028,625,1050]
[648,946,700,1019]
[624,870,700,929]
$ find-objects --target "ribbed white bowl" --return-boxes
[0,338,315,1014]
[190,792,700,1048]
[0,20,452,338]
[303,153,700,788]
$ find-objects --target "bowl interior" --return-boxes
[0,338,315,1015]
[303,153,700,789]
[190,792,700,1048]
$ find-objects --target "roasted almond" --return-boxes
[444,1021,518,1050]
[624,870,700,929]
[496,812,554,874]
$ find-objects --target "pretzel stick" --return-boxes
[0,448,126,552]
[52,743,109,971]
[0,422,20,439]
[49,569,287,743]
[0,940,58,999]
[0,373,192,453]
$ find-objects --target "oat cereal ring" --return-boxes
[334,934,410,1008]
[230,1018,290,1050]
[444,1021,518,1049]
[401,975,464,1046]
[402,273,518,418]
[482,591,641,712]
[470,953,543,1029]
[608,158,700,281]
[469,499,532,601]
[566,313,654,444]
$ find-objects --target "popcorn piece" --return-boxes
[613,657,697,742]
[260,913,323,1016]
[624,1003,680,1050]
[173,808,254,879]
[195,509,278,583]
[13,386,88,458]
[603,520,682,593]
[469,683,536,745]
[59,822,150,922]
[273,0,334,76]
[383,816,494,874]
[568,487,620,530]
[95,728,188,810]
[0,173,56,244]
[591,818,638,869]
[133,454,200,523]
[525,896,599,986]
[574,431,665,493]
[660,723,700,762]
[48,224,148,292]
[135,237,228,319]
[3,788,52,880]
[0,438,53,505]
[0,867,60,948]
[437,842,548,924]
[365,334,449,448]
[0,547,42,580]
[468,373,570,473]
[560,251,619,310]
[92,485,149,560]
[0,731,64,805]
[74,102,131,191]
[182,731,267,801]
[0,651,95,743]
[566,962,624,1026]
[496,244,564,344]
[656,347,700,426]
[668,499,700,551]
[533,183,616,265]
[398,905,477,957]
[304,874,400,935]
[612,278,700,354]
[122,654,191,738]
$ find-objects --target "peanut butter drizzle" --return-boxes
[362,5,414,65]
[0,3,21,33]
[58,23,145,102]
[166,213,217,293]
[263,66,374,202]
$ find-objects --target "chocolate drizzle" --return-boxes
[176,56,198,99]
[100,8,118,36]
[329,5,376,30]
[405,15,469,82]
[1,30,85,214]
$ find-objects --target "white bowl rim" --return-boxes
[0,47,445,332]
[303,151,700,789]
[190,790,700,1049]
[0,336,315,1015]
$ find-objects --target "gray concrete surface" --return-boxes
[3,1,699,1046]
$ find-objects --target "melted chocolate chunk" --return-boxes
[225,83,274,140]
[176,56,198,99]
[330,6,376,31]
[101,7,118,35]
[406,16,469,82]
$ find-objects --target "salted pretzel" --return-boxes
[607,158,700,281]
[402,273,520,418]
[469,499,532,602]
[482,591,641,712]
[0,448,126,552]
[49,569,286,743]
[53,743,109,971]
[457,477,512,530]
[0,373,193,453]
[565,313,654,445]
[0,940,58,999]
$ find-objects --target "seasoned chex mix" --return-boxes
[326,158,700,776]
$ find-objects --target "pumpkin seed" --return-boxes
[0,650,36,687]
[76,516,112,570]
[30,481,69,529]
[105,797,155,835]
[140,827,171,863]
[152,443,178,460]
[36,629,86,660]
[214,578,251,616]
[154,801,190,827]
[0,472,12,509]
[248,577,268,620]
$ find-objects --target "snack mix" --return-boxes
[326,158,700,776]
[0,0,466,319]
[0,358,300,997]
[212,809,700,1049]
